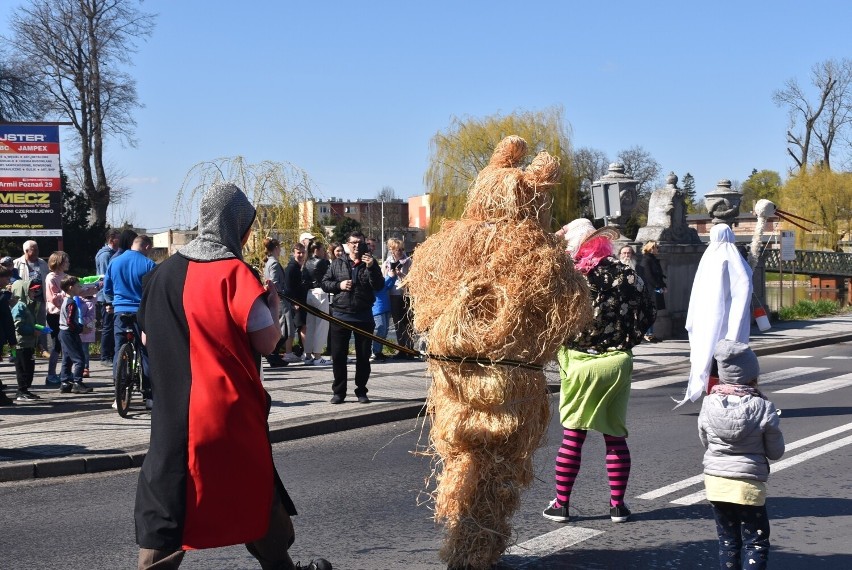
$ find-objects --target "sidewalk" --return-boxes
[2,314,851,482]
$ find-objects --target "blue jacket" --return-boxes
[104,250,156,314]
[372,275,396,316]
[95,244,116,302]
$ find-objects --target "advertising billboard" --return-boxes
[0,124,63,237]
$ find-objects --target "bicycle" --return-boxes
[114,313,144,418]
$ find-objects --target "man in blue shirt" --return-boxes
[104,234,156,404]
[95,229,120,365]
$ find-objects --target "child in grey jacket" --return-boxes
[698,339,785,570]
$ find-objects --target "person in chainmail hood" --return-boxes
[134,183,331,569]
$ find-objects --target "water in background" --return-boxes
[765,285,849,313]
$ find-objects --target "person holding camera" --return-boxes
[321,231,384,404]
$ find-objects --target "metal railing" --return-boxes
[764,249,852,277]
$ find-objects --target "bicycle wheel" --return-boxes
[114,343,135,417]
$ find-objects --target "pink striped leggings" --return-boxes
[554,428,631,508]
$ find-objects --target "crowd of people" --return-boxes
[0,233,156,405]
[0,223,418,409]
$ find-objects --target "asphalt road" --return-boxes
[1,342,850,569]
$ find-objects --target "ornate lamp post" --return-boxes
[591,163,638,236]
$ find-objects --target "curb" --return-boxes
[0,402,427,483]
[2,330,850,484]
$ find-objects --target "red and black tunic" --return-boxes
[134,253,295,551]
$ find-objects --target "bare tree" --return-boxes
[773,58,852,170]
[8,0,155,225]
[0,52,45,121]
[377,185,397,202]
[616,145,662,198]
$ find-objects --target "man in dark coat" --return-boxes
[321,231,383,404]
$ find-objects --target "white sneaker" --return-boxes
[313,358,329,366]
[282,352,302,364]
[111,399,118,410]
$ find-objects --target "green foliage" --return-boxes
[682,172,701,214]
[777,298,841,320]
[62,176,105,275]
[741,169,782,213]
[330,217,362,244]
[424,106,579,233]
[778,166,852,251]
[175,156,317,268]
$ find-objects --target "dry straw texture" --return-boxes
[406,135,591,569]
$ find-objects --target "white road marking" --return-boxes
[632,375,686,390]
[764,355,813,359]
[630,367,826,391]
[637,422,852,501]
[759,367,827,384]
[672,434,852,505]
[774,373,852,394]
[503,526,603,566]
[824,356,852,360]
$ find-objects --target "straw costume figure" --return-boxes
[406,136,592,569]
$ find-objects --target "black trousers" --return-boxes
[328,318,373,398]
[99,302,115,362]
[14,347,35,391]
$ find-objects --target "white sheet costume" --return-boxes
[683,224,753,404]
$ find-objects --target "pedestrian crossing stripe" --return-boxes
[774,373,852,394]
[671,434,852,505]
[631,367,828,390]
[637,422,852,501]
[502,526,603,567]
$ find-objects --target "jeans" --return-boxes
[58,330,85,382]
[372,312,390,355]
[329,318,373,398]
[711,501,770,570]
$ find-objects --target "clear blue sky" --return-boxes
[3,1,849,231]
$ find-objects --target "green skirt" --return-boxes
[557,347,633,437]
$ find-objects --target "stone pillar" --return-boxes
[633,173,703,340]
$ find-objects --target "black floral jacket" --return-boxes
[568,257,656,353]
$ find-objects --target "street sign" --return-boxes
[780,230,796,262]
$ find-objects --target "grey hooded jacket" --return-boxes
[698,393,785,482]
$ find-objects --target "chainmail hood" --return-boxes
[179,183,256,262]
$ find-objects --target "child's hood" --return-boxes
[10,278,32,306]
[703,394,764,442]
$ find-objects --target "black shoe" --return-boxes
[0,391,13,406]
[59,382,73,394]
[370,352,386,362]
[330,395,344,404]
[295,559,332,570]
[71,381,93,394]
[16,391,40,401]
[266,356,288,368]
[542,498,570,522]
[610,503,631,523]
[357,395,371,404]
